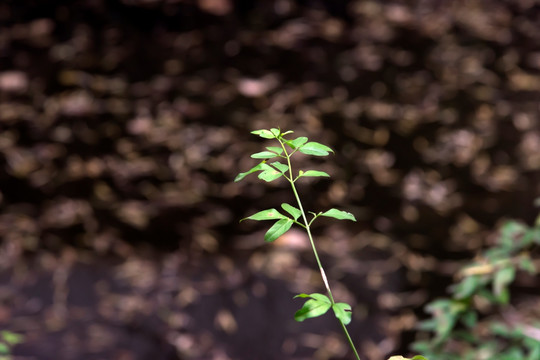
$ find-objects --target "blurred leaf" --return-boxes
[270,128,281,137]
[0,331,23,346]
[0,343,8,355]
[526,340,540,360]
[251,129,274,139]
[320,208,356,221]
[453,329,477,343]
[332,302,352,325]
[518,255,536,274]
[501,347,525,359]
[240,208,287,222]
[493,266,515,301]
[281,203,301,220]
[453,275,482,299]
[523,228,540,246]
[490,321,515,338]
[498,221,527,248]
[461,310,477,328]
[264,219,293,242]
[417,318,437,331]
[299,141,334,156]
[425,299,466,344]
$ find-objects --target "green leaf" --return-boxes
[294,293,331,302]
[271,162,289,173]
[281,130,294,136]
[332,302,352,325]
[461,310,478,328]
[453,275,481,299]
[0,331,23,346]
[411,356,429,360]
[493,266,515,299]
[251,151,280,159]
[425,299,466,344]
[264,219,293,242]
[294,294,332,322]
[281,203,301,220]
[266,146,284,155]
[285,137,308,149]
[519,256,536,274]
[251,129,275,139]
[270,128,281,137]
[498,221,527,248]
[298,141,334,156]
[320,208,356,221]
[258,169,283,182]
[299,170,330,178]
[0,344,8,355]
[240,208,287,222]
[526,340,540,360]
[522,228,540,247]
[234,162,270,182]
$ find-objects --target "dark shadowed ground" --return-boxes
[1,1,539,359]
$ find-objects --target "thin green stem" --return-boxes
[340,321,362,360]
[278,137,361,360]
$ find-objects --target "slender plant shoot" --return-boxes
[235,128,361,359]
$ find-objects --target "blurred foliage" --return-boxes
[0,331,24,360]
[413,208,540,359]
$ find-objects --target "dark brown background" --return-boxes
[1,0,539,359]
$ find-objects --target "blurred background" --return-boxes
[1,0,539,359]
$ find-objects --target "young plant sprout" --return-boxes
[235,128,427,360]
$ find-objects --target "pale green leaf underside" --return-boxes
[258,169,283,182]
[266,146,283,154]
[271,161,289,173]
[251,129,274,139]
[241,208,287,222]
[294,294,332,322]
[251,151,280,159]
[301,170,330,178]
[281,203,301,220]
[298,141,334,156]
[332,302,352,325]
[285,137,308,149]
[265,219,293,242]
[234,162,268,182]
[321,208,356,221]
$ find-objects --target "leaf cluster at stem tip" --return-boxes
[234,128,334,183]
[236,128,356,242]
